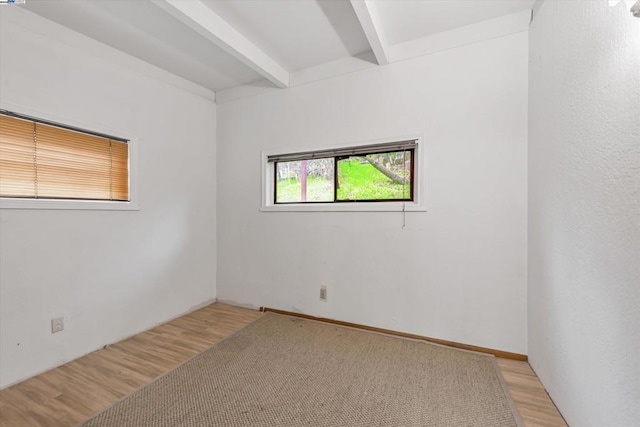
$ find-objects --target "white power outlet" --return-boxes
[320,285,327,302]
[51,317,64,334]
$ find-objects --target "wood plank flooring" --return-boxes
[0,303,566,426]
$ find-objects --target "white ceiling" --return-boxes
[376,0,535,45]
[202,0,371,72]
[20,0,536,94]
[22,0,264,91]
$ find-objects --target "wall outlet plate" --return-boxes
[51,317,64,333]
[320,285,327,302]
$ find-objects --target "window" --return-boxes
[0,111,129,202]
[268,140,415,205]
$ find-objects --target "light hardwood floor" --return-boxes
[0,303,566,427]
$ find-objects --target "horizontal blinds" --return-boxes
[0,115,36,197]
[0,113,129,201]
[267,140,416,163]
[37,124,113,200]
[0,109,128,142]
[111,140,129,201]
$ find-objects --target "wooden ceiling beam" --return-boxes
[152,0,289,88]
[350,0,389,65]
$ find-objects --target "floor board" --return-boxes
[0,303,566,426]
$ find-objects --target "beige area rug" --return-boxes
[81,313,523,427]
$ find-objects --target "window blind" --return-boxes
[0,113,129,201]
[267,140,417,163]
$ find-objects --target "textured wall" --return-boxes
[528,1,640,425]
[217,31,529,354]
[0,8,217,388]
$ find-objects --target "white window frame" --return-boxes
[0,102,139,211]
[261,135,426,212]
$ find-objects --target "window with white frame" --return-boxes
[266,139,417,205]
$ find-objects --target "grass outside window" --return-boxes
[272,143,414,204]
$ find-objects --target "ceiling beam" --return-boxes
[152,0,289,88]
[349,0,389,65]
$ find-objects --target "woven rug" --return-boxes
[80,312,523,427]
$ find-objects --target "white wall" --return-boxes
[0,8,217,388]
[528,1,640,425]
[217,31,529,354]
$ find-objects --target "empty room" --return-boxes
[0,0,637,426]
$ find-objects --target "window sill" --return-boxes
[0,198,140,211]
[260,201,426,213]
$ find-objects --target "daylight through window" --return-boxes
[0,111,129,201]
[269,141,415,204]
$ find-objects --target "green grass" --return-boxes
[337,160,409,201]
[276,160,410,203]
[276,176,333,203]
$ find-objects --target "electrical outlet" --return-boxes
[320,285,327,302]
[51,317,64,334]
